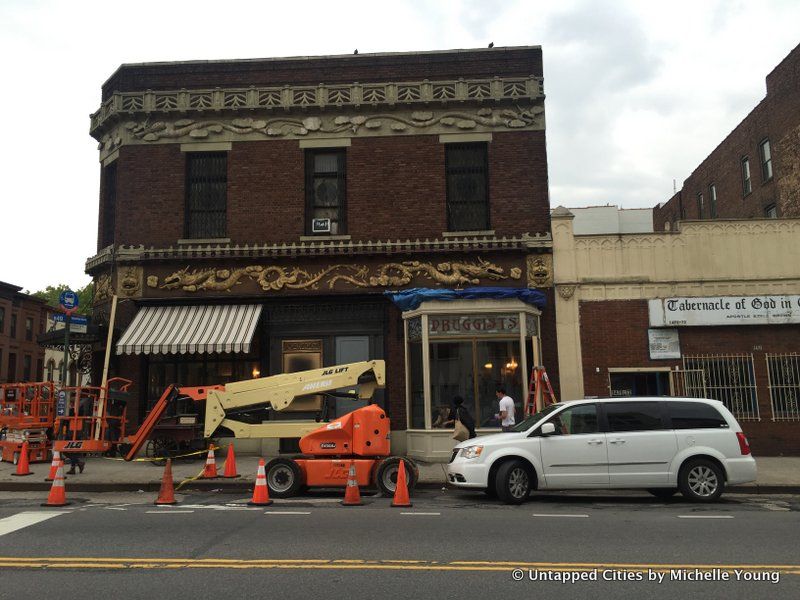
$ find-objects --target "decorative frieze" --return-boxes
[527,254,553,287]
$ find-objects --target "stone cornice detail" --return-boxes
[84,233,552,274]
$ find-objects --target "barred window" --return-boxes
[101,162,117,248]
[446,143,489,231]
[186,152,227,239]
[306,150,346,235]
[766,354,800,421]
[682,354,759,420]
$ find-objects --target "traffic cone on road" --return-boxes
[222,444,239,479]
[248,459,273,506]
[11,441,33,477]
[154,459,178,505]
[201,446,218,479]
[341,460,363,506]
[41,460,70,507]
[391,460,412,508]
[45,451,65,482]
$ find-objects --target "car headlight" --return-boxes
[460,445,484,459]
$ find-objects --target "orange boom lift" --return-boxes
[0,382,56,464]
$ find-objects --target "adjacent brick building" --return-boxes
[86,47,556,461]
[654,42,800,230]
[0,282,50,383]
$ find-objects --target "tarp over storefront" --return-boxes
[384,287,547,312]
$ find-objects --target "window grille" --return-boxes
[185,152,227,239]
[766,354,800,421]
[446,143,489,231]
[682,354,759,420]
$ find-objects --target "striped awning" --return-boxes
[116,304,262,355]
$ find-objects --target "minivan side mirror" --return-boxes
[540,422,556,436]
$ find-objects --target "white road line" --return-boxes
[532,514,590,518]
[264,511,311,515]
[677,515,734,519]
[400,512,441,516]
[145,510,195,514]
[0,511,68,537]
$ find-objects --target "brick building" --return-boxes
[654,42,800,230]
[0,282,50,383]
[85,47,556,461]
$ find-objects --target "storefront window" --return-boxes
[430,342,474,428]
[408,342,425,428]
[475,340,522,426]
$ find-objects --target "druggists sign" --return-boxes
[649,296,800,327]
[428,314,520,336]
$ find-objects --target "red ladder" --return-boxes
[525,366,558,416]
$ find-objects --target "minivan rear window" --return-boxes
[666,401,728,429]
[605,402,664,432]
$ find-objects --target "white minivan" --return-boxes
[446,398,757,504]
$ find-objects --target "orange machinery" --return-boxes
[0,381,56,463]
[123,360,416,497]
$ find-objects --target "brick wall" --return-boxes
[579,299,800,455]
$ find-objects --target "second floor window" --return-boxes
[101,162,117,248]
[23,355,31,381]
[25,317,33,341]
[741,157,752,196]
[709,184,718,219]
[306,150,346,235]
[696,193,704,219]
[759,139,772,182]
[446,143,489,231]
[186,152,227,239]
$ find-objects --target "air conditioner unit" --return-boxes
[312,218,332,233]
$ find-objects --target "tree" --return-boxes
[29,283,93,316]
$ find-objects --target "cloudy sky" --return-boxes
[1,0,798,293]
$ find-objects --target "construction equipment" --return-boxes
[0,382,56,464]
[524,365,558,416]
[124,360,417,497]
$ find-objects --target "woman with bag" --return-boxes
[445,395,476,441]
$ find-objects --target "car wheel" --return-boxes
[647,488,678,500]
[679,459,725,502]
[265,457,304,498]
[375,457,417,496]
[495,460,533,505]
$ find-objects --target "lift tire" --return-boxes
[375,456,418,497]
[265,457,304,498]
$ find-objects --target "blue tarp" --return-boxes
[384,287,547,312]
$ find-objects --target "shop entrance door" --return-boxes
[609,370,671,397]
[334,336,370,418]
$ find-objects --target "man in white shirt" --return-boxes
[495,388,516,432]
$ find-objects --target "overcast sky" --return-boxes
[1,0,798,293]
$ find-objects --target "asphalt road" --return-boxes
[0,488,798,599]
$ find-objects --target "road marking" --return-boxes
[677,515,734,519]
[400,512,441,516]
[145,510,195,514]
[0,512,68,537]
[532,513,589,518]
[264,511,311,515]
[0,557,797,574]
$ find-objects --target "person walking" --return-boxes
[495,387,516,432]
[445,396,476,440]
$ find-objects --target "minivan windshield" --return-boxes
[510,403,562,432]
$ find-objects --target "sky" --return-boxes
[1,0,798,293]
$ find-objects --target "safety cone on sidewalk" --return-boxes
[201,446,219,479]
[45,451,65,482]
[391,460,412,508]
[222,444,239,479]
[11,441,33,477]
[341,460,363,506]
[154,459,178,506]
[248,458,273,506]
[41,460,71,507]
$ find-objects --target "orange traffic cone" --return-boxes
[11,441,33,477]
[341,460,363,506]
[222,444,239,479]
[154,459,178,505]
[201,446,219,479]
[391,459,412,507]
[41,460,70,507]
[45,451,65,482]
[248,458,273,506]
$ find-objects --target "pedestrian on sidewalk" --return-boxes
[495,388,516,432]
[445,396,476,440]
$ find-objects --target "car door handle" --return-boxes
[587,439,604,445]
[608,439,626,444]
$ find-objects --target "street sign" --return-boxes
[57,390,67,417]
[53,314,88,333]
[59,290,79,310]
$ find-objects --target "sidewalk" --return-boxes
[0,454,797,494]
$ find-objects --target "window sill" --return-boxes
[177,238,231,245]
[442,230,496,238]
[299,235,352,241]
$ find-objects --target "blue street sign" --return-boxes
[59,290,79,310]
[57,390,67,417]
[53,314,88,326]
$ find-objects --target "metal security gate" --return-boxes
[682,354,760,421]
[766,353,800,421]
[669,369,707,398]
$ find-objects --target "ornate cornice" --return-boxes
[84,233,552,274]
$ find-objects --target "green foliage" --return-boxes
[29,283,93,316]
